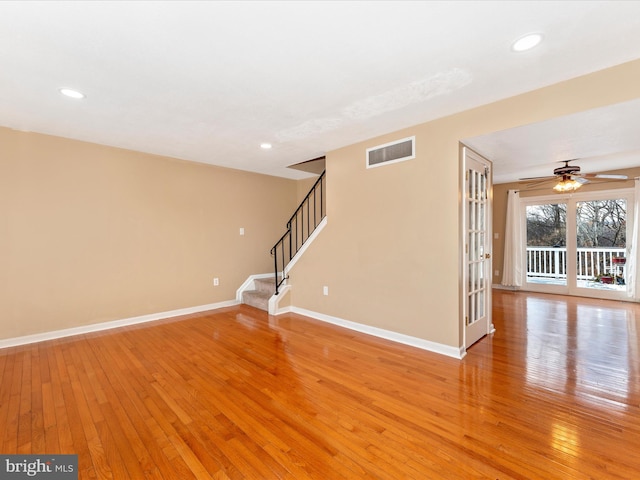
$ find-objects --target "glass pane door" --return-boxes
[467,166,486,327]
[576,198,627,292]
[526,203,567,287]
[463,147,492,349]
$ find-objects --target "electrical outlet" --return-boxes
[323,286,329,296]
[239,227,245,236]
[495,270,499,276]
[213,277,219,286]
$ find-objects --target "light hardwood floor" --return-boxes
[1,290,639,479]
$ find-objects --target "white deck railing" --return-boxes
[527,246,626,280]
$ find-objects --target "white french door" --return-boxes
[522,188,633,301]
[462,147,493,349]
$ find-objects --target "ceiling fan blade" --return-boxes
[575,177,590,184]
[594,174,628,180]
[519,175,555,182]
[521,178,554,188]
[581,173,628,180]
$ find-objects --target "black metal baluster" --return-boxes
[287,221,292,264]
[313,187,317,228]
[273,245,279,294]
[320,176,324,218]
[294,215,298,258]
[308,189,312,233]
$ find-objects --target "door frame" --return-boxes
[460,145,495,352]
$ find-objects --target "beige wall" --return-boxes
[4,59,640,348]
[296,176,319,204]
[493,167,640,285]
[0,128,298,339]
[288,59,640,350]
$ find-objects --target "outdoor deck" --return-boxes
[527,246,626,292]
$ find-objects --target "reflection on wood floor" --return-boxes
[1,290,638,479]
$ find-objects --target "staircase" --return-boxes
[240,169,326,312]
[242,277,277,311]
[271,170,326,295]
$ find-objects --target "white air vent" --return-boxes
[366,136,415,169]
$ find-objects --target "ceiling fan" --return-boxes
[520,159,628,192]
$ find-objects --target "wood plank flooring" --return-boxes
[1,290,639,479]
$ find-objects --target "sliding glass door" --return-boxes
[576,198,627,293]
[526,202,567,287]
[522,189,633,300]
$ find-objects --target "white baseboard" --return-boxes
[0,299,239,350]
[274,304,294,316]
[289,307,465,359]
[3,298,466,360]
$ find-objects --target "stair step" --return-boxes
[241,276,281,311]
[242,290,271,311]
[254,277,277,294]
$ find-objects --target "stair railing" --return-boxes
[271,170,326,294]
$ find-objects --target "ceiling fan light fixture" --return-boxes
[553,176,583,193]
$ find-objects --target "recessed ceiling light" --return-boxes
[512,33,543,52]
[260,143,272,150]
[59,88,86,99]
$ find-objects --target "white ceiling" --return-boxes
[2,1,640,180]
[465,99,640,184]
